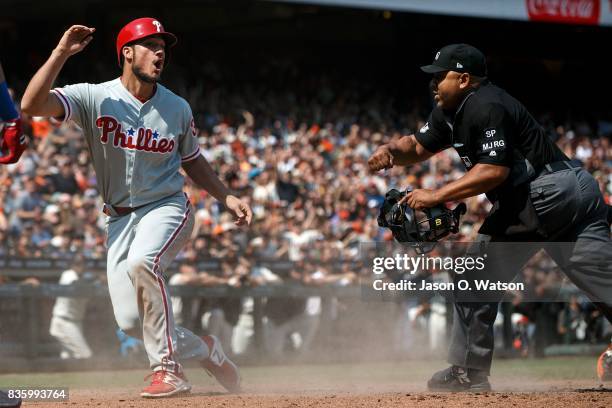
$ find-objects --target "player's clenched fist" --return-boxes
[368,145,394,172]
[55,25,95,56]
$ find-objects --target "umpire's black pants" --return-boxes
[448,167,612,373]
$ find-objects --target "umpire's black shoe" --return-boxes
[427,366,491,392]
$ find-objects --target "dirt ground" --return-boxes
[4,357,612,407]
[22,387,612,408]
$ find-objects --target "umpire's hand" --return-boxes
[368,145,394,172]
[400,189,439,210]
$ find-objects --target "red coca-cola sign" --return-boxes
[526,0,600,25]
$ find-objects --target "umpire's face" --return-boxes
[431,70,472,111]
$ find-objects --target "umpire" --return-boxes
[368,44,612,391]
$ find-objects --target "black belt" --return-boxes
[537,161,580,177]
[103,204,145,216]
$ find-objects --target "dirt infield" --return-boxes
[19,389,612,408]
[4,357,612,407]
[22,385,612,408]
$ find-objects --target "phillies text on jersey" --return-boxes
[96,116,176,154]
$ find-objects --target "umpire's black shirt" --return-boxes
[415,80,569,236]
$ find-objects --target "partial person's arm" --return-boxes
[369,110,451,171]
[368,135,435,171]
[21,25,94,117]
[0,63,19,120]
[182,155,253,226]
[16,207,40,220]
[198,272,230,286]
[274,242,289,258]
[435,163,509,201]
[0,62,27,164]
[402,163,509,210]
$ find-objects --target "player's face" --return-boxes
[130,36,166,83]
[431,70,466,111]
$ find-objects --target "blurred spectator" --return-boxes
[7,176,44,234]
[204,255,249,356]
[263,262,310,360]
[557,295,587,344]
[169,261,201,327]
[46,160,79,194]
[263,258,355,359]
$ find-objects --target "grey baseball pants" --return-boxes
[448,167,612,373]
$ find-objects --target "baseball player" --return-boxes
[0,63,23,408]
[368,44,612,391]
[49,254,93,359]
[21,18,252,398]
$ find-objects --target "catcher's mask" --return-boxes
[377,189,467,254]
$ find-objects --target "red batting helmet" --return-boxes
[116,17,177,66]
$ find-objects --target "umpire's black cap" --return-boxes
[421,44,487,77]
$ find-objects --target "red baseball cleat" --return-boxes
[201,335,241,393]
[597,344,612,382]
[140,370,191,398]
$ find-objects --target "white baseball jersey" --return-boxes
[50,77,213,374]
[51,78,201,207]
[52,269,88,321]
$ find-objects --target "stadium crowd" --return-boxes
[0,60,611,358]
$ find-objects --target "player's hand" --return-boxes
[368,145,394,172]
[225,195,253,226]
[400,189,440,210]
[55,25,95,56]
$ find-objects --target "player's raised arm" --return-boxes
[21,25,95,117]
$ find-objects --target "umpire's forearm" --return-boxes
[387,135,434,165]
[435,163,509,203]
[182,155,231,204]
